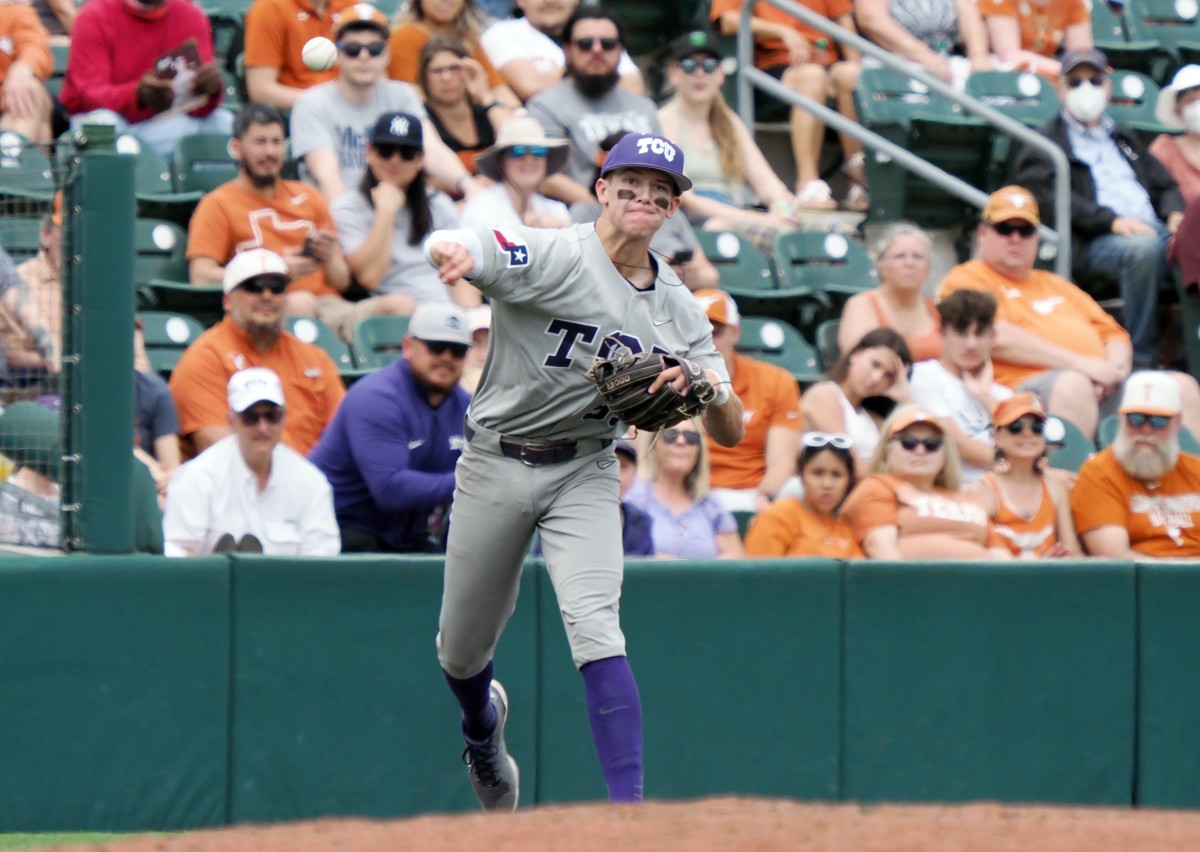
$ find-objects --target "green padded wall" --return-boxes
[0,557,230,831]
[228,556,539,821]
[842,561,1136,804]
[1137,562,1200,807]
[535,559,842,803]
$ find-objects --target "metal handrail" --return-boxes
[734,0,1073,276]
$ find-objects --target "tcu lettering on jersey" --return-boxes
[492,229,530,268]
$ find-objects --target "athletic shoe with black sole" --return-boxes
[462,680,519,812]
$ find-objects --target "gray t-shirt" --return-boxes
[332,187,459,303]
[290,81,426,192]
[526,81,662,187]
[461,222,727,441]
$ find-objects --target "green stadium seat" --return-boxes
[1107,70,1174,145]
[0,131,54,210]
[138,310,205,377]
[116,134,203,225]
[734,315,822,385]
[1046,415,1096,472]
[964,70,1063,188]
[814,317,840,372]
[173,133,237,194]
[47,43,68,99]
[1172,265,1200,379]
[0,216,44,262]
[134,218,189,285]
[1124,0,1197,81]
[352,314,411,370]
[136,280,225,329]
[770,231,877,304]
[1090,0,1165,80]
[285,316,356,374]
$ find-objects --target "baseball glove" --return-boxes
[587,346,717,432]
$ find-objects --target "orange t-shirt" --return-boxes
[864,290,943,362]
[243,0,360,90]
[0,6,51,92]
[938,260,1130,388]
[710,0,852,70]
[745,497,863,558]
[841,474,1005,558]
[187,179,338,298]
[979,0,1088,58]
[386,24,503,89]
[168,317,345,457]
[982,472,1059,557]
[707,352,803,490]
[1071,447,1200,558]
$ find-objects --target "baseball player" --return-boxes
[425,132,745,810]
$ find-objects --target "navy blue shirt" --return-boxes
[308,359,470,551]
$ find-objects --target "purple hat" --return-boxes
[1061,47,1109,76]
[600,133,692,195]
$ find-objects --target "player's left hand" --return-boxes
[430,241,475,285]
[648,366,720,397]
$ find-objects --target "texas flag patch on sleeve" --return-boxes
[491,229,531,268]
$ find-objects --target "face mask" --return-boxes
[1181,101,1200,135]
[1065,82,1108,123]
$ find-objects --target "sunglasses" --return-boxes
[1125,412,1172,430]
[339,41,386,58]
[375,144,420,161]
[423,340,469,359]
[1003,418,1045,435]
[1066,74,1106,88]
[509,145,548,159]
[893,435,943,453]
[803,431,853,449]
[679,57,720,74]
[990,220,1038,239]
[238,277,288,296]
[573,36,619,52]
[238,407,284,426]
[661,428,701,446]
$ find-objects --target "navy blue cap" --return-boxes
[371,111,423,148]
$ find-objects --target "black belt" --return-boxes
[464,423,611,466]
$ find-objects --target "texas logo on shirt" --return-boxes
[492,229,530,268]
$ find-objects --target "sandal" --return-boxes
[842,151,867,188]
[795,179,838,211]
[844,183,870,212]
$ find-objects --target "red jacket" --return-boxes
[60,0,222,123]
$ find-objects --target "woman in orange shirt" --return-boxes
[745,432,863,558]
[967,394,1081,558]
[841,405,1012,561]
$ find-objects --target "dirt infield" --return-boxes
[44,797,1200,851]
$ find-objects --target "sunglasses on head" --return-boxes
[1125,412,1172,430]
[803,431,853,449]
[339,41,386,58]
[679,56,720,74]
[509,145,548,159]
[893,434,943,453]
[1066,74,1106,88]
[375,143,420,160]
[990,220,1038,239]
[1003,418,1045,435]
[573,36,619,52]
[238,277,288,296]
[422,340,469,359]
[661,428,701,446]
[238,407,284,427]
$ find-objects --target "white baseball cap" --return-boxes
[408,303,473,347]
[1155,64,1200,129]
[223,248,289,294]
[227,367,286,413]
[1119,371,1181,417]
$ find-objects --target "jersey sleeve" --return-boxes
[841,476,901,542]
[186,193,235,263]
[480,21,521,68]
[468,224,581,301]
[1070,453,1131,535]
[243,0,284,69]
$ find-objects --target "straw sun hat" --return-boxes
[473,116,569,181]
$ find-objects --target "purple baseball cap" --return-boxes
[600,132,692,195]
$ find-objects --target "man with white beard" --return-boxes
[1071,372,1200,559]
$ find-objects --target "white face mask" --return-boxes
[1065,82,1109,123]
[1181,101,1200,135]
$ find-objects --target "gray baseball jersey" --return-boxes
[463,222,728,442]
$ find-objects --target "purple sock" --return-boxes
[581,655,644,803]
[443,661,497,742]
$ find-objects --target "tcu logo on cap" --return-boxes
[390,116,410,137]
[636,136,676,162]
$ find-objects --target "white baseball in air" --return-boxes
[302,37,338,72]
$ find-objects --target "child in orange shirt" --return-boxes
[745,432,863,559]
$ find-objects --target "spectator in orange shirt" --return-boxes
[841,404,1012,560]
[711,0,865,210]
[169,248,345,458]
[939,185,1200,441]
[967,393,1081,558]
[0,5,53,143]
[1071,372,1200,559]
[243,0,359,110]
[188,104,409,342]
[692,288,803,513]
[981,0,1091,79]
[745,431,863,558]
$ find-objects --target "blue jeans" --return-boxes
[70,107,234,164]
[1082,221,1171,367]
